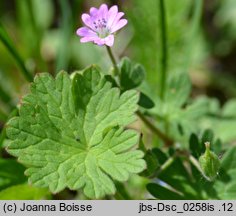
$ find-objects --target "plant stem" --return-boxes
[158,156,175,174]
[189,155,202,173]
[106,46,119,76]
[159,0,168,99]
[137,111,173,146]
[0,22,33,82]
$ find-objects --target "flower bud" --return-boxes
[199,142,220,181]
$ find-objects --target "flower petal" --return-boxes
[81,13,96,30]
[76,27,97,37]
[93,35,114,47]
[109,12,124,28]
[77,4,127,46]
[98,4,108,19]
[90,7,98,16]
[104,35,114,47]
[80,36,97,43]
[94,38,106,46]
[106,5,118,27]
[110,19,128,33]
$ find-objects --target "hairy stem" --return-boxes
[159,0,168,99]
[189,155,202,173]
[158,156,175,174]
[137,111,173,146]
[106,46,119,76]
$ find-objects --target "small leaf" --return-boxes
[138,92,155,109]
[120,57,146,90]
[201,129,214,146]
[152,148,168,165]
[140,150,159,177]
[189,133,201,158]
[6,69,145,199]
[104,75,119,88]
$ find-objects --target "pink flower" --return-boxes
[76,4,128,47]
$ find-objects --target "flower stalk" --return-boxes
[106,46,120,76]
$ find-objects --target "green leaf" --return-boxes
[189,129,221,160]
[104,75,119,88]
[201,129,214,146]
[138,92,155,109]
[220,147,236,171]
[0,184,50,200]
[120,57,146,90]
[189,133,201,158]
[147,151,200,200]
[152,148,168,164]
[0,159,26,190]
[140,150,159,177]
[6,69,145,199]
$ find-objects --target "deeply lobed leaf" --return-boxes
[6,68,145,198]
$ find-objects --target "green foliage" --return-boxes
[6,68,145,199]
[147,154,201,199]
[0,0,236,201]
[147,131,236,200]
[119,57,146,91]
[147,183,183,200]
[199,98,236,143]
[138,92,155,109]
[164,71,191,107]
[0,184,50,200]
[118,57,154,109]
[150,72,208,144]
[0,159,26,190]
[189,129,221,158]
[213,147,236,199]
[140,149,159,178]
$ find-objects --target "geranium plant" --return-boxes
[0,1,236,200]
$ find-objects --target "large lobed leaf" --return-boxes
[6,67,145,198]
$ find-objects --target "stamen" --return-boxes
[92,18,109,38]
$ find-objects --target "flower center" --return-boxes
[93,18,110,38]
